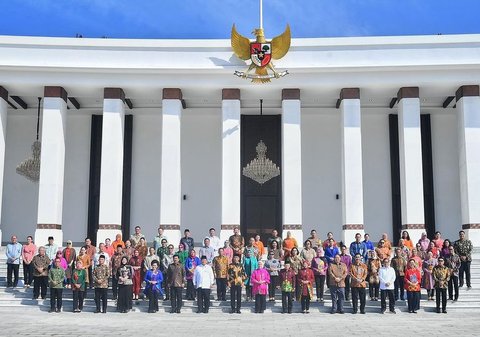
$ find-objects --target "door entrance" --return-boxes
[241,115,282,244]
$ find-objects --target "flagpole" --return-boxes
[259,0,263,29]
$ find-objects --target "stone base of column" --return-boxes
[96,225,122,247]
[35,226,63,248]
[159,224,181,247]
[462,224,480,247]
[220,224,239,244]
[401,224,426,244]
[282,225,303,245]
[342,224,365,247]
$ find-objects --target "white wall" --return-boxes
[62,114,91,242]
[130,113,162,242]
[2,113,39,242]
[302,109,343,240]
[430,110,462,241]
[180,109,222,244]
[361,111,393,241]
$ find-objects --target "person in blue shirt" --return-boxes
[324,239,340,264]
[144,260,164,313]
[6,235,23,288]
[363,233,375,252]
[350,233,367,262]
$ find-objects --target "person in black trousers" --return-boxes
[227,255,245,314]
[166,255,185,313]
[193,256,215,313]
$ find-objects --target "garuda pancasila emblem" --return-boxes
[231,24,291,84]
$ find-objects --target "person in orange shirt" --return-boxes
[112,233,125,251]
[253,235,266,258]
[375,240,391,261]
[282,231,298,259]
[401,231,414,250]
[381,233,392,253]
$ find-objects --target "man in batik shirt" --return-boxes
[93,255,110,313]
[433,257,451,314]
[454,230,473,288]
[279,262,296,314]
[229,227,245,258]
[350,253,368,314]
[227,255,246,313]
[212,248,229,301]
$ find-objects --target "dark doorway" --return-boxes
[241,115,282,244]
[87,114,133,246]
[389,114,436,243]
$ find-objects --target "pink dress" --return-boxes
[224,247,234,264]
[251,268,271,296]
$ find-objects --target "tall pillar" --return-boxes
[397,87,425,244]
[96,88,125,246]
[281,89,303,243]
[159,88,183,246]
[220,89,241,243]
[456,85,480,245]
[339,88,365,245]
[35,86,68,246]
[0,87,8,246]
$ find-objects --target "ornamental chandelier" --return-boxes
[242,140,280,185]
[242,98,281,185]
[16,97,42,182]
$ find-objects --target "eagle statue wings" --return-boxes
[231,24,291,83]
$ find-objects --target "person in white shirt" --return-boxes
[193,255,215,313]
[208,228,222,254]
[93,243,111,267]
[198,238,215,264]
[379,258,396,314]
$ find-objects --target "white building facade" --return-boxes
[0,34,479,247]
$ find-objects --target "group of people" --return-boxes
[4,226,474,315]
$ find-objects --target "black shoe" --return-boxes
[381,310,385,314]
[338,311,344,314]
[170,309,176,313]
[196,310,202,313]
[41,296,46,300]
[442,310,447,314]
[48,309,55,313]
[102,310,107,314]
[352,311,357,314]
[390,310,396,314]
[237,310,241,314]
[176,309,181,314]
[360,311,366,314]
[204,309,209,313]
[94,310,101,313]
[436,309,441,314]
[330,311,336,314]
[413,311,417,313]
[56,309,61,313]
[230,309,235,314]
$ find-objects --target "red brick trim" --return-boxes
[98,224,122,230]
[222,89,240,100]
[44,86,68,103]
[37,223,62,230]
[397,87,419,101]
[402,224,425,230]
[456,85,480,102]
[163,88,183,100]
[282,89,300,100]
[104,88,125,102]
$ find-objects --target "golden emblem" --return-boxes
[231,1,291,83]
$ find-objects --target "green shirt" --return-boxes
[48,267,65,288]
[71,268,86,291]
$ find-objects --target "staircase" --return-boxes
[0,246,479,313]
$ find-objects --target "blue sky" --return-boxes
[1,0,480,39]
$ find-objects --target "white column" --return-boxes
[96,88,125,246]
[339,88,365,245]
[397,87,425,244]
[35,87,68,246]
[456,85,480,245]
[220,89,241,243]
[281,89,303,244]
[160,88,183,246]
[0,87,8,246]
